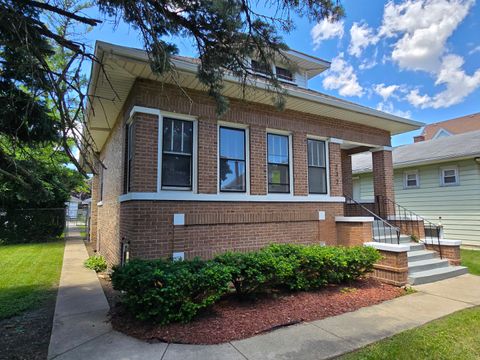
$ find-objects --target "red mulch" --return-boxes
[109,278,405,345]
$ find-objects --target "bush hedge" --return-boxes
[111,258,231,324]
[112,244,380,324]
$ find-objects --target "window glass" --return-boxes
[405,172,418,187]
[443,169,457,184]
[276,66,293,82]
[219,127,246,192]
[162,118,193,189]
[307,139,327,194]
[251,59,270,75]
[268,134,290,193]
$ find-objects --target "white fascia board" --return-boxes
[364,242,410,252]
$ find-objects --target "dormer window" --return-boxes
[251,59,270,76]
[275,66,294,82]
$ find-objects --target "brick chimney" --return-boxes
[414,135,425,143]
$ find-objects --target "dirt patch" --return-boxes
[109,278,406,345]
[0,294,56,360]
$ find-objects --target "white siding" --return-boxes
[356,159,480,245]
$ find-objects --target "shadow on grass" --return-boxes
[0,286,58,320]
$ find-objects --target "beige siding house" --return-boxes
[352,130,480,247]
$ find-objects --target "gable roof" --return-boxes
[421,113,480,140]
[352,129,480,173]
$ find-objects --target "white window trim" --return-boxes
[440,166,459,186]
[157,111,198,193]
[403,170,419,189]
[217,121,250,195]
[307,135,330,196]
[266,129,294,195]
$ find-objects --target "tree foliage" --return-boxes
[0,0,344,193]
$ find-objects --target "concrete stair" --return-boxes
[407,242,468,285]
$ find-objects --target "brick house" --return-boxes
[86,41,423,266]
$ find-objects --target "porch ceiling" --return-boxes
[86,41,423,153]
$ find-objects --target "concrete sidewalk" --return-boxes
[48,237,480,360]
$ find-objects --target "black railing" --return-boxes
[375,195,442,259]
[344,194,401,245]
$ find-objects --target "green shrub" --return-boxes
[84,255,108,272]
[111,258,231,324]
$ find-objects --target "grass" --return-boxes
[461,249,480,275]
[340,306,480,360]
[0,241,65,319]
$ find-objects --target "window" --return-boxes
[404,170,419,189]
[275,66,294,82]
[307,139,327,194]
[161,118,193,189]
[267,133,290,193]
[441,167,459,186]
[219,126,246,192]
[251,59,270,76]
[125,122,134,193]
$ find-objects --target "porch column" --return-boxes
[328,139,343,197]
[341,150,353,197]
[372,147,395,215]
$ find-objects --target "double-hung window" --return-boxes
[441,167,459,186]
[307,139,327,194]
[267,133,290,193]
[404,170,419,189]
[161,118,193,189]
[219,126,246,192]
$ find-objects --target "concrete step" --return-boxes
[409,243,426,251]
[407,249,437,262]
[373,234,411,244]
[408,266,469,285]
[408,258,450,274]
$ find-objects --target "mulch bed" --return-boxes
[108,278,406,345]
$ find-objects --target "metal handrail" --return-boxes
[344,194,401,245]
[375,195,442,259]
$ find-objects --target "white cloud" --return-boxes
[311,18,344,50]
[374,83,400,101]
[469,45,480,55]
[322,54,364,97]
[378,0,474,72]
[406,54,480,108]
[376,102,412,119]
[348,22,379,57]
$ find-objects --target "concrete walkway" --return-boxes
[48,236,480,360]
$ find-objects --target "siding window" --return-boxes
[219,127,246,192]
[161,118,193,189]
[404,170,419,189]
[307,139,327,194]
[275,66,294,82]
[267,133,290,193]
[441,167,459,186]
[251,59,270,76]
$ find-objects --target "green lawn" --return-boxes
[0,241,65,319]
[340,306,480,360]
[461,249,480,275]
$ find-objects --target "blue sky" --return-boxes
[82,0,480,146]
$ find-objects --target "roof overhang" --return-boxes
[86,41,423,152]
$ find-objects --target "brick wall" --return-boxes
[372,250,409,286]
[341,150,353,197]
[425,244,461,266]
[91,79,395,264]
[372,150,395,213]
[336,221,373,246]
[120,201,343,259]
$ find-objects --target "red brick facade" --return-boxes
[372,250,409,286]
[90,80,394,265]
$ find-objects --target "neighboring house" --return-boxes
[66,196,82,219]
[413,112,480,142]
[85,41,423,265]
[352,130,480,247]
